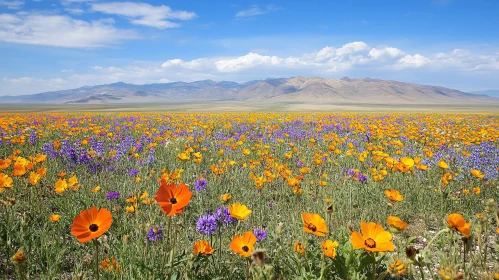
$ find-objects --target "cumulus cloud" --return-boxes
[91,2,197,29]
[0,12,137,47]
[3,41,499,96]
[396,54,430,69]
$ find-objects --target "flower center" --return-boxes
[170,197,177,204]
[89,224,99,232]
[307,223,317,232]
[365,238,376,248]
[242,245,249,252]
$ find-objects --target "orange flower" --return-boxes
[384,189,403,202]
[0,173,13,191]
[193,240,214,256]
[387,216,408,231]
[155,180,193,216]
[302,213,328,236]
[321,240,339,258]
[92,186,101,193]
[50,214,61,222]
[57,171,66,178]
[350,222,394,252]
[29,172,41,185]
[446,213,471,237]
[228,203,252,220]
[294,241,305,255]
[230,231,257,257]
[71,206,112,243]
[220,193,232,203]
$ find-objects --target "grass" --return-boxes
[0,112,498,279]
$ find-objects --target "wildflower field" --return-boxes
[1,112,498,279]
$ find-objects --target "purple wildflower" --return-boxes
[147,225,163,242]
[106,192,120,200]
[253,229,267,242]
[194,179,207,192]
[215,206,236,226]
[128,169,139,176]
[196,214,218,235]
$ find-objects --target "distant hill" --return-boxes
[1,77,498,105]
[470,90,499,98]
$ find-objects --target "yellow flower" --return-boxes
[228,203,252,220]
[54,179,68,194]
[50,214,61,222]
[438,160,449,169]
[321,240,339,258]
[178,152,190,161]
[92,186,101,193]
[126,205,135,213]
[470,169,484,179]
[388,260,407,276]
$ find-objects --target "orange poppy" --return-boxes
[321,240,339,258]
[230,231,257,257]
[220,193,232,203]
[50,214,61,222]
[71,206,112,243]
[350,222,394,252]
[384,189,403,202]
[302,213,328,236]
[294,241,305,255]
[446,213,471,237]
[387,216,408,231]
[228,203,252,220]
[155,180,193,216]
[193,240,214,256]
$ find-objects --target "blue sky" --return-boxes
[1,0,499,95]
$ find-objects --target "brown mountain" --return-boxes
[1,77,496,104]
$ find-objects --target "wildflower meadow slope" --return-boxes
[1,113,498,279]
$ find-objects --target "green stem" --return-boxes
[417,264,425,280]
[167,217,177,280]
[319,252,325,280]
[371,254,376,280]
[162,216,172,268]
[422,228,450,260]
[93,239,100,280]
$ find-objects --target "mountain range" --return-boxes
[1,77,497,105]
[470,90,499,98]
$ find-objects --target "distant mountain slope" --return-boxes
[1,77,497,105]
[470,90,499,98]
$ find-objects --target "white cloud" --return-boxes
[0,0,24,9]
[215,53,284,72]
[64,8,85,14]
[0,12,137,48]
[3,41,499,96]
[396,54,430,68]
[91,2,197,29]
[235,5,279,18]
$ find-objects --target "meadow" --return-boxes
[0,112,498,279]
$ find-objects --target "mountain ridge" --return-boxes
[1,77,497,105]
